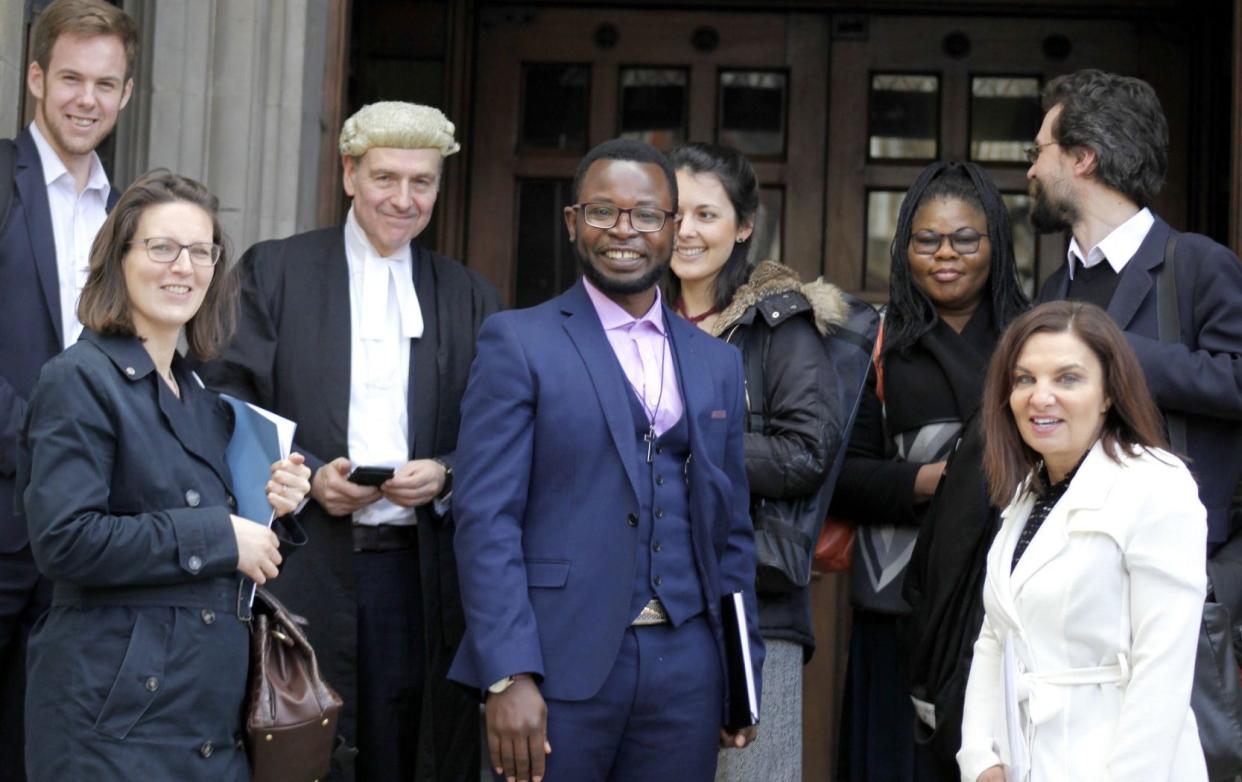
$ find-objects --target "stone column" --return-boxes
[0,0,27,138]
[130,0,330,251]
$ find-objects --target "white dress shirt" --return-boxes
[29,122,111,348]
[343,206,424,527]
[1066,207,1155,279]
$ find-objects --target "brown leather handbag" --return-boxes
[246,587,343,782]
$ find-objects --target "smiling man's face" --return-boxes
[27,32,132,165]
[564,159,676,300]
[343,146,443,257]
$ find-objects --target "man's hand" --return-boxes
[977,765,1006,782]
[381,459,447,508]
[310,457,381,517]
[485,676,551,782]
[719,725,758,750]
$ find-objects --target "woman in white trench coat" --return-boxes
[958,301,1207,782]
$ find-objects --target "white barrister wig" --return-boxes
[338,101,460,158]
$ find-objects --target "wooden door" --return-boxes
[467,7,829,306]
[823,14,1189,299]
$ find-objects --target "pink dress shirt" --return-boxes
[582,278,684,436]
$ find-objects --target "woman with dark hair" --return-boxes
[667,142,845,782]
[830,161,1028,781]
[16,170,311,780]
[959,301,1206,782]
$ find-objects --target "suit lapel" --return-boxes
[1107,219,1169,331]
[666,309,709,451]
[14,131,62,346]
[560,281,642,501]
[316,234,352,449]
[409,245,438,458]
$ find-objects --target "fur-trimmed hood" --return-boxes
[709,259,849,338]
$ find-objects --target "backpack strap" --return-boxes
[1156,231,1186,454]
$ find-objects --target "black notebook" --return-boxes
[722,591,760,731]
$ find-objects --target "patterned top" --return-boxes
[1010,463,1081,572]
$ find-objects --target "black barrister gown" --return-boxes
[200,230,501,781]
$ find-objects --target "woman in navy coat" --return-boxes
[15,170,311,780]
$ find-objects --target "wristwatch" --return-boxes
[488,675,525,695]
[432,457,453,496]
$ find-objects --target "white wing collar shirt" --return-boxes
[29,121,110,349]
[343,206,424,527]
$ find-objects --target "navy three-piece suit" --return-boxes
[449,280,764,780]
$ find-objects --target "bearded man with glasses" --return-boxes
[1031,69,1242,553]
[449,138,764,782]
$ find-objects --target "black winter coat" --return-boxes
[711,261,847,653]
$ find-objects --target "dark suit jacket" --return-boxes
[198,227,500,780]
[1,128,117,553]
[1038,215,1242,543]
[448,280,764,722]
[17,330,249,780]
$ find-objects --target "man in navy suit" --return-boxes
[449,138,763,782]
[0,1,136,777]
[1030,69,1242,547]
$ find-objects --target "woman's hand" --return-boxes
[977,765,1006,782]
[231,515,282,584]
[267,453,311,516]
[914,460,948,502]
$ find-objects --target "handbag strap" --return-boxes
[873,315,887,405]
[1156,231,1186,454]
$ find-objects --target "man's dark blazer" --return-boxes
[448,280,764,722]
[0,128,117,781]
[2,128,121,552]
[198,227,500,781]
[1038,215,1242,543]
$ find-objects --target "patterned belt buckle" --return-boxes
[631,598,669,626]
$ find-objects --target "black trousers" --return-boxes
[0,547,50,782]
[353,544,425,782]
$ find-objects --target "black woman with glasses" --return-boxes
[829,161,1028,781]
[15,170,311,780]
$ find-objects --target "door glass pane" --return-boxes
[971,77,1042,163]
[515,179,577,308]
[718,71,787,157]
[520,64,590,150]
[865,190,904,290]
[749,187,783,264]
[868,74,939,160]
[1004,193,1037,297]
[619,68,688,149]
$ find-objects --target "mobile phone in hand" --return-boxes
[347,465,395,486]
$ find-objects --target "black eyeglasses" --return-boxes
[130,237,222,267]
[910,230,988,255]
[1022,141,1059,165]
[571,203,677,233]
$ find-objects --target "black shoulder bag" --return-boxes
[1158,231,1242,780]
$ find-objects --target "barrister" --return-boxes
[201,102,500,781]
[449,138,764,782]
[0,2,137,775]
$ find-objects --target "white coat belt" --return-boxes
[1002,633,1130,782]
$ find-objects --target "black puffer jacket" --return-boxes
[711,260,848,653]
